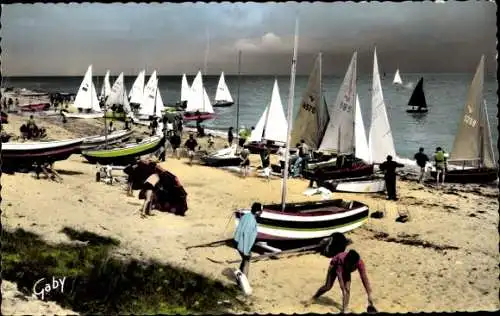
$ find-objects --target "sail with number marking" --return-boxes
[74,65,99,111]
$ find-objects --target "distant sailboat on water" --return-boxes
[393,68,403,85]
[406,77,428,114]
[212,72,234,107]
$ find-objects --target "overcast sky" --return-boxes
[1,1,496,76]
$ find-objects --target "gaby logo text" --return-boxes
[32,277,66,300]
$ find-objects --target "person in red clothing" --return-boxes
[311,249,375,313]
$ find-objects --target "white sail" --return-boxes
[155,86,165,117]
[249,79,288,143]
[319,52,357,154]
[100,70,112,100]
[105,72,127,107]
[139,71,158,117]
[355,94,370,162]
[181,73,190,102]
[129,70,145,104]
[214,71,233,103]
[369,48,397,164]
[393,69,403,85]
[185,70,214,113]
[122,85,131,114]
[74,65,99,111]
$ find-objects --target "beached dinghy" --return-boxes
[65,65,103,119]
[183,71,215,121]
[318,176,385,193]
[430,56,498,183]
[2,138,85,169]
[244,79,288,154]
[80,129,133,151]
[199,145,241,167]
[81,134,165,165]
[212,72,234,107]
[19,102,51,112]
[234,22,369,244]
[406,77,428,114]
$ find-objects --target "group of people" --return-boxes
[20,115,46,140]
[234,202,376,313]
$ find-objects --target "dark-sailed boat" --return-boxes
[234,22,370,245]
[406,77,428,114]
[2,138,85,170]
[430,56,498,183]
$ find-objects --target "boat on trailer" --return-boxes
[233,21,370,246]
[406,77,428,114]
[430,56,498,184]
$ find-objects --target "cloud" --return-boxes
[234,32,286,52]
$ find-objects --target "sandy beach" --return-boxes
[1,114,498,314]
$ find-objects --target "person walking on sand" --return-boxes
[233,202,263,279]
[414,147,430,183]
[310,249,375,313]
[433,147,447,186]
[228,126,234,146]
[170,132,182,159]
[239,147,251,177]
[379,155,404,201]
[184,134,198,165]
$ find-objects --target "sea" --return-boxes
[3,73,498,160]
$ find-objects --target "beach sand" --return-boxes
[2,114,498,314]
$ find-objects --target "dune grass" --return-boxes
[2,227,246,315]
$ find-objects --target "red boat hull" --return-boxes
[1,111,8,123]
[183,112,215,121]
[20,103,50,112]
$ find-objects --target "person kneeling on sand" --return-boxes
[233,202,262,279]
[239,147,251,177]
[184,133,198,165]
[310,249,375,313]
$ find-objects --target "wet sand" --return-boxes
[1,114,498,314]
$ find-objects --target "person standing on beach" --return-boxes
[184,134,198,165]
[414,147,430,183]
[379,155,404,201]
[170,132,182,159]
[260,143,271,181]
[228,127,234,146]
[310,249,375,313]
[233,202,263,278]
[239,147,251,177]
[433,147,447,186]
[238,125,248,147]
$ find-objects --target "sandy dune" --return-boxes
[1,114,498,314]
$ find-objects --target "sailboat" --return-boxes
[233,19,369,245]
[430,56,497,183]
[302,52,374,182]
[65,65,103,119]
[212,72,234,107]
[368,48,398,164]
[128,70,146,108]
[406,77,428,114]
[244,79,288,154]
[393,68,403,85]
[183,70,215,121]
[133,70,164,123]
[100,70,112,102]
[175,73,190,109]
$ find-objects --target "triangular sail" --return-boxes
[355,94,370,162]
[129,70,145,104]
[290,53,329,150]
[155,85,165,117]
[319,52,357,154]
[393,69,403,85]
[122,86,131,114]
[181,74,190,102]
[74,65,99,111]
[100,70,112,100]
[368,48,397,163]
[185,70,214,113]
[139,71,158,117]
[407,77,427,108]
[105,73,127,107]
[214,72,233,103]
[249,79,288,143]
[449,56,493,167]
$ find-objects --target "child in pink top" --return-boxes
[312,249,375,313]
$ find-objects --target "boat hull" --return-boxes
[430,168,498,184]
[80,129,133,151]
[183,112,215,121]
[406,108,428,114]
[303,159,374,182]
[200,155,241,167]
[2,138,84,169]
[65,112,103,119]
[19,103,50,112]
[244,141,281,154]
[212,101,234,107]
[1,111,8,123]
[319,176,386,193]
[234,199,369,242]
[81,135,165,165]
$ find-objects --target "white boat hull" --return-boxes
[334,179,386,193]
[64,112,103,119]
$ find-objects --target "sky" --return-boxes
[1,1,496,76]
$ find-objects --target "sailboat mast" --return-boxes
[483,100,496,166]
[281,17,300,211]
[236,50,242,133]
[203,29,210,113]
[103,72,108,149]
